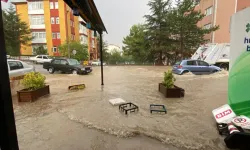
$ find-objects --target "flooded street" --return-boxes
[13,66,229,150]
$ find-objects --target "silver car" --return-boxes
[8,60,35,78]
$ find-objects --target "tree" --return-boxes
[59,41,89,61]
[144,0,173,65]
[168,0,219,62]
[2,6,33,55]
[123,24,151,63]
[108,50,123,65]
[33,46,48,55]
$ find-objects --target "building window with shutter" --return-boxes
[205,6,213,16]
[52,47,57,52]
[57,33,60,39]
[50,2,54,9]
[56,17,59,24]
[55,2,58,9]
[51,17,55,24]
[52,33,57,39]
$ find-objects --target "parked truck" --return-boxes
[191,43,230,70]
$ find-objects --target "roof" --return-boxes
[63,0,107,34]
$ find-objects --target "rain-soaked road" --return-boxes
[12,66,229,150]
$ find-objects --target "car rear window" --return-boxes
[186,61,197,66]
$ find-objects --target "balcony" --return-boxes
[32,38,46,44]
[28,9,44,15]
[11,0,26,4]
[30,24,45,29]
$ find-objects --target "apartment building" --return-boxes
[194,0,250,43]
[11,0,98,60]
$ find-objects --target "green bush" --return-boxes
[21,72,46,90]
[162,71,176,88]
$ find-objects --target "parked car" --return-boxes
[8,59,35,78]
[30,55,52,64]
[43,58,92,75]
[172,60,221,75]
[91,60,106,66]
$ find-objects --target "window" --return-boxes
[198,61,209,66]
[56,17,59,24]
[71,35,75,40]
[32,32,46,39]
[52,59,60,64]
[28,1,43,10]
[43,56,48,59]
[57,33,60,39]
[52,47,57,53]
[52,33,57,39]
[194,0,200,5]
[8,61,24,71]
[205,6,213,16]
[29,15,44,25]
[186,61,197,66]
[50,2,54,9]
[37,56,42,59]
[203,23,212,29]
[51,17,55,24]
[60,60,68,65]
[55,2,58,9]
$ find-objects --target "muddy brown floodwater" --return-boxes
[12,66,229,150]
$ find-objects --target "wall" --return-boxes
[214,0,236,43]
[16,3,32,55]
[43,0,53,55]
[237,0,250,12]
[194,0,214,42]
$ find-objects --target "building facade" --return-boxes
[194,0,250,43]
[11,0,97,60]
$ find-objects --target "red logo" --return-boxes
[216,109,232,119]
[234,118,247,123]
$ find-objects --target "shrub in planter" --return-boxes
[17,72,50,102]
[159,71,185,98]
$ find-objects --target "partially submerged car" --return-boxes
[43,58,92,75]
[172,60,221,75]
[8,59,35,78]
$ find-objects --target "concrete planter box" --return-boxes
[17,85,50,102]
[158,83,185,98]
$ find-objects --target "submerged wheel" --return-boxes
[48,67,55,74]
[181,70,189,75]
[220,63,229,71]
[72,70,78,75]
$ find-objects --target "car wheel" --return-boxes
[181,70,189,75]
[72,70,78,75]
[48,67,55,74]
[220,63,229,71]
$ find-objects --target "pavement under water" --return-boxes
[13,66,229,150]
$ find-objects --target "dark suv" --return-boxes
[43,58,92,75]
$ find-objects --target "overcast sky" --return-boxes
[95,0,150,47]
[1,0,150,47]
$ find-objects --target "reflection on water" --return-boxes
[13,66,228,150]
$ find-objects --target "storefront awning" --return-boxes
[63,0,107,34]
